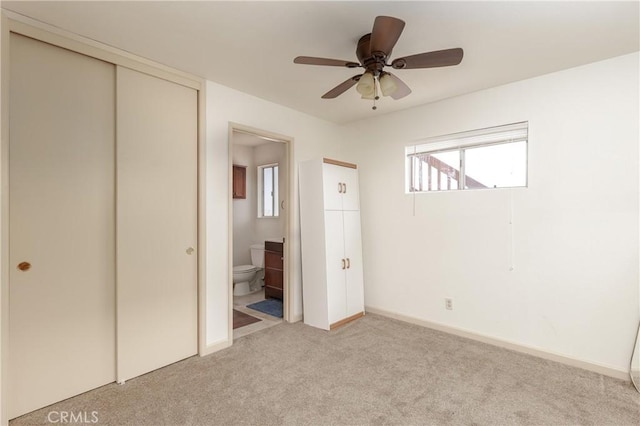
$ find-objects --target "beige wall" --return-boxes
[211,53,639,374]
[343,52,639,373]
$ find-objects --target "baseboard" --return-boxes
[199,338,231,357]
[330,312,364,330]
[365,306,630,382]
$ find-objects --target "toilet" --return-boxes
[232,244,265,296]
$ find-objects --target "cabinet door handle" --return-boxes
[346,258,350,269]
[338,182,343,193]
[341,259,346,270]
[343,183,347,194]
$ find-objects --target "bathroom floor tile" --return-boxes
[233,288,283,339]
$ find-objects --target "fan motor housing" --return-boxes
[357,34,388,76]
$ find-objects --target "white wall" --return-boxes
[232,141,286,266]
[344,53,639,373]
[253,141,286,242]
[205,81,347,347]
[231,145,254,266]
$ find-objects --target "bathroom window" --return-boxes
[258,163,279,218]
[406,122,528,193]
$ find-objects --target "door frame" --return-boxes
[228,123,294,337]
[0,12,207,424]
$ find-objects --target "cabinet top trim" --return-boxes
[323,158,357,169]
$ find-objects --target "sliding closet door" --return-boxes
[8,34,116,418]
[116,67,198,382]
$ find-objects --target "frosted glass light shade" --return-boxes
[379,73,398,97]
[361,89,376,100]
[356,72,375,98]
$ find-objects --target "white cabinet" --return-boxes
[300,158,365,330]
[322,162,360,211]
[343,210,365,317]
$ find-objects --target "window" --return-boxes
[258,163,279,217]
[406,122,528,193]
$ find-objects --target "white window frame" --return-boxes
[405,122,528,193]
[257,163,279,218]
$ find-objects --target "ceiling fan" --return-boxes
[293,16,463,109]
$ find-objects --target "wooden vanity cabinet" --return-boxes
[264,241,283,300]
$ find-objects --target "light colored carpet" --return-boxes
[10,313,640,425]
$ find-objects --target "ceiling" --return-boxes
[3,1,639,124]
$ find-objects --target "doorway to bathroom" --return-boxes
[229,124,292,339]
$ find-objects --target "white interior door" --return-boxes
[343,210,365,317]
[116,66,198,382]
[8,34,116,419]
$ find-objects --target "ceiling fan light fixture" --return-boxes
[379,73,398,97]
[293,16,464,104]
[361,90,376,100]
[356,72,375,97]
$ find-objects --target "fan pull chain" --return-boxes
[372,78,380,110]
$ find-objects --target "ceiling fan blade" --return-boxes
[391,48,464,69]
[369,16,406,56]
[294,56,360,68]
[321,75,362,99]
[386,73,412,100]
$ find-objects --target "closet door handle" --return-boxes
[17,261,31,272]
[341,259,346,270]
[346,258,350,269]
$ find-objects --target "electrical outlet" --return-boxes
[445,298,453,310]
